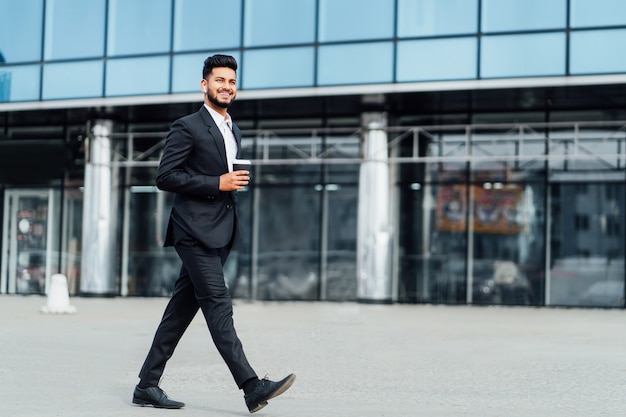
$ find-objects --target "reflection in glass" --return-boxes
[43,61,103,99]
[243,47,314,89]
[481,33,565,78]
[570,0,626,28]
[549,183,625,307]
[0,0,43,63]
[397,0,478,37]
[318,0,394,42]
[44,0,105,60]
[174,0,241,51]
[397,38,476,82]
[107,0,171,56]
[570,29,626,75]
[244,0,315,47]
[481,0,566,32]
[106,56,170,96]
[318,42,393,85]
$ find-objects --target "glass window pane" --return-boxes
[172,51,241,93]
[242,47,314,89]
[106,56,170,96]
[0,65,40,102]
[43,61,103,99]
[550,183,625,307]
[397,0,478,37]
[256,185,320,301]
[319,0,394,42]
[244,0,315,47]
[481,33,565,78]
[326,184,358,301]
[471,182,545,306]
[397,38,477,82]
[481,0,566,32]
[570,0,626,28]
[0,0,43,63]
[107,0,171,56]
[44,0,105,60]
[570,29,626,75]
[318,42,393,86]
[174,0,241,51]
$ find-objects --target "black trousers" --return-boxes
[138,237,257,388]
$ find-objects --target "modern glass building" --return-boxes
[1,0,625,307]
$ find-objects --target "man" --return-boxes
[132,54,295,413]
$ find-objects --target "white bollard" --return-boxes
[40,274,77,314]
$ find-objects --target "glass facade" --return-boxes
[2,0,626,102]
[1,0,625,309]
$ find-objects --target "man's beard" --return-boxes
[208,91,233,109]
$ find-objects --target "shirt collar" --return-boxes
[204,104,232,130]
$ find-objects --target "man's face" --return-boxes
[203,67,237,110]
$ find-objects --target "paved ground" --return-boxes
[1,295,625,417]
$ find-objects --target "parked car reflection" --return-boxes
[430,258,533,305]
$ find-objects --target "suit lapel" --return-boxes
[199,107,228,170]
[232,124,243,158]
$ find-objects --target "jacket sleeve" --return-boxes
[155,118,221,197]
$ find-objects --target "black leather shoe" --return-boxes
[244,374,296,413]
[132,385,185,409]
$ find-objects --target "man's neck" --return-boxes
[205,101,227,117]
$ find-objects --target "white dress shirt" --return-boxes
[205,104,238,172]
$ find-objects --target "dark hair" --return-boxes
[202,54,238,79]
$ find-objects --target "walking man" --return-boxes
[132,54,295,413]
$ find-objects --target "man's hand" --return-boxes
[219,170,250,191]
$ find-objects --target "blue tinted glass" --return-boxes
[0,0,43,63]
[570,0,626,27]
[0,65,40,102]
[107,0,171,56]
[397,0,478,37]
[174,0,242,51]
[44,0,105,60]
[172,51,241,93]
[481,0,566,32]
[242,47,314,89]
[106,56,170,96]
[397,38,477,82]
[244,0,315,47]
[318,42,393,86]
[481,33,565,78]
[43,61,103,99]
[570,29,626,74]
[319,0,394,42]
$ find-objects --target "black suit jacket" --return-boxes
[156,106,242,250]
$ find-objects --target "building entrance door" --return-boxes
[1,188,60,294]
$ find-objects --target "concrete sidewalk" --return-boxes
[1,295,625,417]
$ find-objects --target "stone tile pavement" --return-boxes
[1,295,625,417]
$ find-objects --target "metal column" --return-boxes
[80,120,118,295]
[357,112,393,303]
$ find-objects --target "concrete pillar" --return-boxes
[80,120,118,295]
[357,112,393,303]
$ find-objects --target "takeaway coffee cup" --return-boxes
[233,159,252,180]
[233,159,251,172]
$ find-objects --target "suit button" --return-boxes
[226,204,233,209]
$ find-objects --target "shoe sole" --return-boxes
[248,374,296,414]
